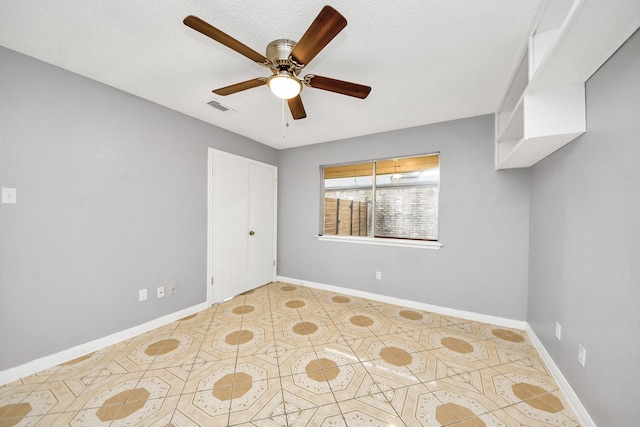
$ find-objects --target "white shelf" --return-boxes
[498,132,584,169]
[497,97,524,142]
[495,0,640,170]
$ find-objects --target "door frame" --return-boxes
[207,148,277,305]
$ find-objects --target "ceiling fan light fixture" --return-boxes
[267,72,302,99]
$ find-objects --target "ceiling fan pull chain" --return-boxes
[281,98,286,139]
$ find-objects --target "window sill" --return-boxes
[315,235,443,250]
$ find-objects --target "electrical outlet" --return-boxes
[376,271,382,280]
[1,187,17,204]
[169,284,176,295]
[157,286,165,298]
[578,345,586,367]
[555,322,562,340]
[139,289,147,302]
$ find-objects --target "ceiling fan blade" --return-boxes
[287,95,307,120]
[305,75,371,99]
[290,6,347,66]
[213,78,267,96]
[184,15,269,65]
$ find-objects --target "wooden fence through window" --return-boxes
[324,198,368,236]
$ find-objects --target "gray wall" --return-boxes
[277,115,531,320]
[528,30,640,426]
[0,47,277,370]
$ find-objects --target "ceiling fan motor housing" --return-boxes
[266,39,299,73]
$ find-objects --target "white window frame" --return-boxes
[318,153,442,250]
[315,234,442,250]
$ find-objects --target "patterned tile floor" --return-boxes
[0,282,581,426]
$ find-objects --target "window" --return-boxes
[322,154,439,242]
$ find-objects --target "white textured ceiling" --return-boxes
[0,0,542,149]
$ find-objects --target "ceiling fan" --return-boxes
[183,5,371,120]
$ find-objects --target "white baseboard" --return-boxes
[525,324,596,427]
[0,302,209,386]
[277,276,595,426]
[276,276,527,330]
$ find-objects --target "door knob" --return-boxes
[249,230,255,236]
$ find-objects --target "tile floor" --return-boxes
[0,282,581,426]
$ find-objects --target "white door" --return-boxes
[248,163,276,289]
[208,149,276,304]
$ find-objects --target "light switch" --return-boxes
[2,187,17,204]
